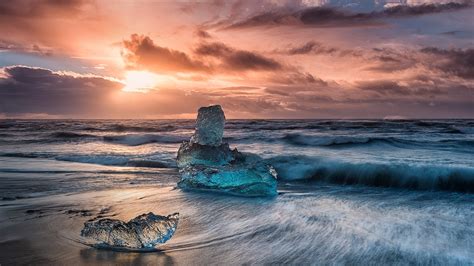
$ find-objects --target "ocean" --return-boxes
[0,119,473,264]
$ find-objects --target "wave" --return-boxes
[103,134,186,146]
[268,155,474,193]
[108,124,167,132]
[50,132,96,139]
[450,126,474,134]
[1,152,41,158]
[56,155,176,168]
[280,133,474,150]
[0,152,176,168]
[281,134,414,147]
[223,120,474,134]
[95,123,192,132]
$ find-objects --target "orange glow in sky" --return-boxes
[122,71,160,92]
[0,0,472,118]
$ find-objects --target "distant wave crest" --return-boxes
[50,132,96,139]
[282,134,410,147]
[103,134,186,146]
[0,152,176,168]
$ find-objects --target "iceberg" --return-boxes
[80,212,179,249]
[177,105,277,197]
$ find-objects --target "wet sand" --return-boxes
[1,181,473,265]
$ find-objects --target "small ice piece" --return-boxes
[80,212,179,249]
[190,105,225,147]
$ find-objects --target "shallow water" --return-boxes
[1,119,474,264]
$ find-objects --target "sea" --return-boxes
[0,119,473,264]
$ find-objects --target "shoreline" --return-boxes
[1,183,473,265]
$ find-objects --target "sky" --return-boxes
[0,0,473,119]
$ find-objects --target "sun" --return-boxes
[122,71,160,92]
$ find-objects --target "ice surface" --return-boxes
[176,141,236,168]
[80,212,179,249]
[190,105,225,146]
[177,105,277,197]
[178,158,278,197]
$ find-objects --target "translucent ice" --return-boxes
[177,105,277,197]
[176,141,236,168]
[178,158,278,197]
[80,212,179,249]
[190,105,225,146]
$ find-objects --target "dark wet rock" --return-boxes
[177,105,277,197]
[81,212,179,249]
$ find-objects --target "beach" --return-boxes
[1,120,473,264]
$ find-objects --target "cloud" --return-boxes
[0,0,95,18]
[420,47,474,79]
[195,29,212,39]
[0,0,114,57]
[0,39,53,55]
[362,46,474,81]
[122,34,211,73]
[0,65,290,118]
[122,35,284,75]
[285,41,338,55]
[356,80,442,97]
[220,1,472,29]
[277,41,362,57]
[0,65,122,116]
[267,71,327,85]
[1,65,473,119]
[194,42,282,71]
[379,1,471,17]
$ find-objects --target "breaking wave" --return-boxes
[269,155,474,192]
[281,133,474,149]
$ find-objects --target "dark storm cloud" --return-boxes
[122,34,211,73]
[420,47,474,79]
[0,65,122,115]
[222,1,472,29]
[194,42,282,71]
